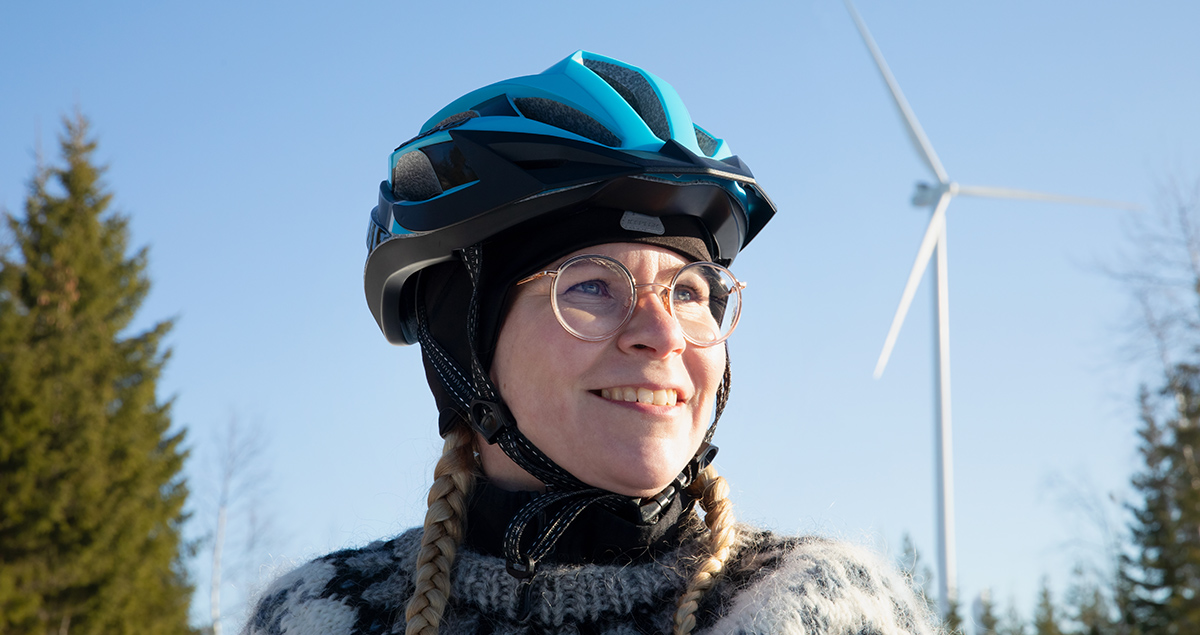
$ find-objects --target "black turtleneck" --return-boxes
[462,477,695,566]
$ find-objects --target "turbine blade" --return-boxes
[954,184,1143,211]
[843,0,949,184]
[875,192,953,378]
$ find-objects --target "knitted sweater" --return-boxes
[242,521,941,635]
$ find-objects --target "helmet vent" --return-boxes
[582,58,670,142]
[392,150,443,202]
[433,110,479,129]
[394,111,477,152]
[392,142,480,202]
[694,125,719,157]
[513,97,621,147]
[421,142,478,193]
[472,94,520,118]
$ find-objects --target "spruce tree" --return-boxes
[1034,578,1065,635]
[944,596,966,635]
[999,599,1029,635]
[1064,564,1118,635]
[977,591,1001,635]
[1121,366,1200,634]
[1114,174,1200,635]
[0,114,194,634]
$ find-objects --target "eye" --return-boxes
[566,279,611,298]
[672,284,705,304]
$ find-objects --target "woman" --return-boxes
[245,51,939,635]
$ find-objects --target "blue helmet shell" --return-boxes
[413,51,729,163]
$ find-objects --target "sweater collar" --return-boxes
[462,477,694,565]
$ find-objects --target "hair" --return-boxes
[671,464,737,635]
[404,423,478,635]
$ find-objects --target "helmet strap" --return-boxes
[415,287,474,413]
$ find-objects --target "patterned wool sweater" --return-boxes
[242,519,941,635]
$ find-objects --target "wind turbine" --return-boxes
[841,0,1141,617]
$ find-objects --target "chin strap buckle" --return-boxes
[469,399,515,444]
[638,487,674,524]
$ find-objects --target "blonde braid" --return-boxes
[404,424,477,635]
[672,465,737,635]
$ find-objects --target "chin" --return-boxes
[593,459,689,498]
[596,441,704,497]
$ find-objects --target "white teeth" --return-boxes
[598,386,679,405]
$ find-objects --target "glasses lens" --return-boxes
[671,263,741,345]
[551,256,634,340]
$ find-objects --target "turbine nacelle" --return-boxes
[912,182,953,208]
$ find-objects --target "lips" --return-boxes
[598,386,679,406]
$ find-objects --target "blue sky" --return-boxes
[4,1,1199,631]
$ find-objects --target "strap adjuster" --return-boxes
[470,399,515,444]
[506,555,537,580]
[697,443,719,470]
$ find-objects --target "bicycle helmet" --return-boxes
[365,50,774,348]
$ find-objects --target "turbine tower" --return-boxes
[841,0,1140,617]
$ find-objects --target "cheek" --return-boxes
[679,345,726,447]
[492,311,580,429]
[691,346,727,406]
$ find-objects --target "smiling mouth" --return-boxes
[597,387,679,406]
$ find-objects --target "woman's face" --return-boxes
[483,243,726,498]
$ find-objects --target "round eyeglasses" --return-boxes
[516,254,746,347]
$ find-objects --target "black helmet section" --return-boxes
[364,129,776,346]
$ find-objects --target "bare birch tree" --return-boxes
[206,414,274,635]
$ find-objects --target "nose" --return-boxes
[615,284,688,355]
